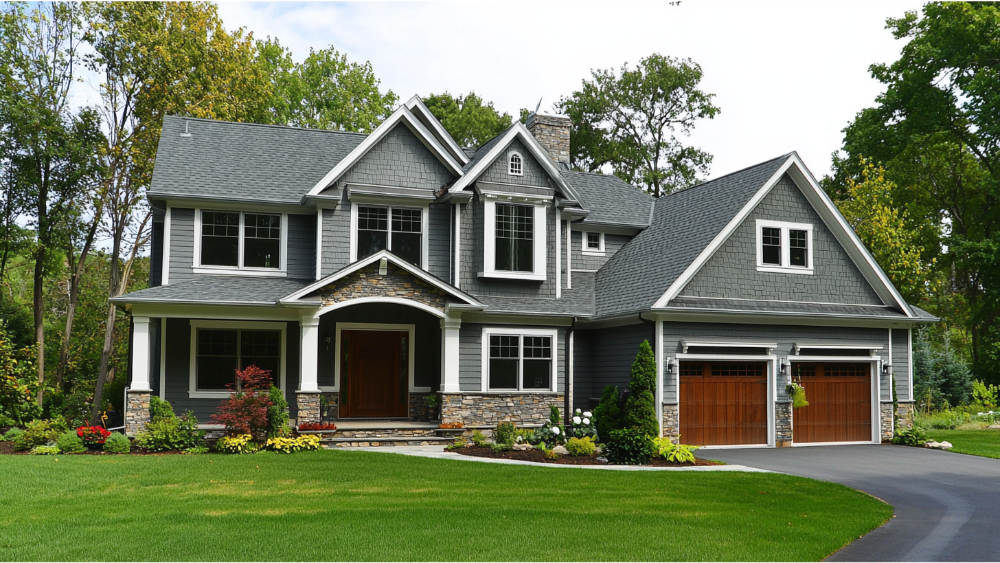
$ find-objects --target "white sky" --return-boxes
[214,0,924,181]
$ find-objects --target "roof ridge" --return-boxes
[660,153,792,199]
[163,114,369,137]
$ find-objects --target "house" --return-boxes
[112,95,936,447]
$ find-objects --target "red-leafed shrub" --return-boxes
[77,425,112,445]
[298,422,337,431]
[211,365,274,437]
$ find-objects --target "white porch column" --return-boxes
[299,316,321,392]
[131,316,152,391]
[440,315,462,393]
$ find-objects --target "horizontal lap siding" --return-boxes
[892,328,911,401]
[162,318,300,422]
[661,322,889,402]
[459,323,565,393]
[286,214,316,280]
[168,208,195,282]
[572,329,593,411]
[427,203,450,281]
[321,205,351,276]
[586,323,653,401]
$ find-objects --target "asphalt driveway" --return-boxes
[701,444,1000,562]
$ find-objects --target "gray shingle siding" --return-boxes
[659,321,892,402]
[479,138,550,187]
[168,208,195,282]
[287,214,316,280]
[571,231,629,271]
[427,203,451,281]
[892,328,911,401]
[459,323,566,392]
[321,204,351,276]
[581,322,652,403]
[342,124,454,191]
[679,174,884,305]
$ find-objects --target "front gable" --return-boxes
[317,260,455,311]
[479,138,550,187]
[679,173,884,305]
[340,123,455,192]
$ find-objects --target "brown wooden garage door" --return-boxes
[680,362,768,446]
[792,363,872,443]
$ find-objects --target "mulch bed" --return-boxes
[453,446,720,467]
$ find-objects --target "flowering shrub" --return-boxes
[298,422,337,431]
[265,435,320,453]
[567,408,597,440]
[77,425,112,445]
[215,434,259,454]
[211,365,274,438]
[534,405,565,445]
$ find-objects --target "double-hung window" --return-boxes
[582,231,605,255]
[355,205,422,266]
[192,323,283,394]
[199,210,284,272]
[483,328,557,392]
[756,220,813,274]
[495,203,533,272]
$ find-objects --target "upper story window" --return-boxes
[582,231,605,255]
[495,203,533,272]
[199,210,284,273]
[509,153,523,176]
[756,220,813,274]
[356,205,422,266]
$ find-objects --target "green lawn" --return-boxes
[927,429,1000,459]
[0,450,891,561]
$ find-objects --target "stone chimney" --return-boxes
[526,112,571,166]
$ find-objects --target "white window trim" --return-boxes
[481,327,558,393]
[332,322,424,393]
[581,231,605,256]
[508,152,524,176]
[162,207,172,285]
[188,320,287,399]
[481,196,547,281]
[193,209,288,277]
[349,203,430,269]
[755,219,813,275]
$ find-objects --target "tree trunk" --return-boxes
[55,205,101,390]
[33,246,46,405]
[91,300,117,426]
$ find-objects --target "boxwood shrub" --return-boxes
[604,428,654,465]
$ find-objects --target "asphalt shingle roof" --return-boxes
[148,115,365,205]
[594,154,792,317]
[561,171,653,228]
[112,276,312,306]
[475,272,596,317]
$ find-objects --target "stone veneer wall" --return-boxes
[440,393,563,427]
[879,403,894,443]
[526,113,570,164]
[319,262,451,310]
[661,404,679,440]
[297,393,321,425]
[409,392,435,421]
[896,402,914,429]
[775,402,793,446]
[125,391,151,435]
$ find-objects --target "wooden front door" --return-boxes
[340,330,409,418]
[679,362,768,446]
[792,363,872,443]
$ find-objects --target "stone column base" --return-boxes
[896,402,914,430]
[775,401,793,446]
[125,390,151,436]
[440,393,563,427]
[297,392,321,425]
[661,404,679,441]
[880,402,894,443]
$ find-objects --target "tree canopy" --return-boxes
[422,92,518,148]
[556,54,720,197]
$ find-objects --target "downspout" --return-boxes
[564,316,576,424]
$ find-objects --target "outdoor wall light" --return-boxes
[882,363,892,376]
[665,357,675,375]
[323,335,332,351]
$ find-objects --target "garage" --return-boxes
[679,362,768,446]
[791,362,873,443]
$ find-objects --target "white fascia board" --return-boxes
[448,123,581,202]
[404,95,469,165]
[279,249,482,307]
[652,156,795,309]
[782,153,914,317]
[306,107,464,198]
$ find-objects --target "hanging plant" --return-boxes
[786,382,809,409]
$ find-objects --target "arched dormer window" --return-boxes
[509,152,523,176]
